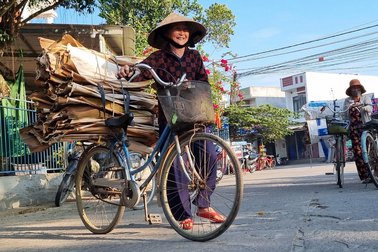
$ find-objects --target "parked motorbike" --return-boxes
[239,148,259,173]
[246,152,259,173]
[276,154,289,165]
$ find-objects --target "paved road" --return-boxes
[1,162,378,252]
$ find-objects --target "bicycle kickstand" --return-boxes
[143,191,162,225]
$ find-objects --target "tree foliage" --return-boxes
[195,3,235,49]
[97,0,236,56]
[0,0,97,52]
[224,104,301,143]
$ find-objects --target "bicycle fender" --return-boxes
[361,130,369,162]
[65,160,78,175]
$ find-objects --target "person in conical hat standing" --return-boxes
[343,79,372,183]
[116,13,225,230]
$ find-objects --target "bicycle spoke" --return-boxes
[160,133,243,241]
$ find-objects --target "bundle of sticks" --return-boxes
[20,34,158,154]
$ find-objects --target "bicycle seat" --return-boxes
[105,113,135,128]
[362,120,378,130]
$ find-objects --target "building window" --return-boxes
[295,77,298,84]
[300,76,303,82]
[293,95,306,112]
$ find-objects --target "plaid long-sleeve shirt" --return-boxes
[135,47,209,128]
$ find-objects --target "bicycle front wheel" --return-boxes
[75,145,125,234]
[364,132,378,188]
[160,132,243,241]
[336,136,345,188]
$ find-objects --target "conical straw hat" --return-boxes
[148,13,206,49]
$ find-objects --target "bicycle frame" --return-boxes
[116,124,204,195]
[115,125,172,192]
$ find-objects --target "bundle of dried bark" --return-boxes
[21,34,158,154]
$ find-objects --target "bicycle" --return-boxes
[358,103,378,188]
[55,142,156,209]
[75,63,243,241]
[257,155,276,170]
[320,100,354,188]
[265,155,276,169]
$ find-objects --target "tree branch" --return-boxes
[0,0,18,17]
[15,0,30,12]
[20,0,65,25]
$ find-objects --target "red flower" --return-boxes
[213,104,219,109]
[221,59,228,64]
[206,69,210,75]
[203,55,209,62]
[225,66,229,71]
[220,87,225,92]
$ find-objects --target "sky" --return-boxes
[46,0,378,89]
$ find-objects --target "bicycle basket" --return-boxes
[157,81,215,131]
[325,116,350,135]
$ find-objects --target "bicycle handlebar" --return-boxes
[320,102,363,114]
[128,63,187,87]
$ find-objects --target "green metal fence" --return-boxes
[0,96,66,176]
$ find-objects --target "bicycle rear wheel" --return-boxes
[268,159,276,169]
[336,136,345,188]
[55,172,75,207]
[160,132,243,241]
[75,145,125,234]
[364,132,378,188]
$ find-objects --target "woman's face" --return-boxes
[350,86,362,97]
[167,22,189,47]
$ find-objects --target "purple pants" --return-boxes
[160,126,217,221]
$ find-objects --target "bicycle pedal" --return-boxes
[148,213,162,225]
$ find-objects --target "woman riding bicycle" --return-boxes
[116,13,224,230]
[343,79,373,183]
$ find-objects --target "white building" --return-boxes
[237,86,286,108]
[280,72,378,161]
[234,86,287,157]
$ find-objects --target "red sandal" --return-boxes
[179,219,193,230]
[196,208,225,223]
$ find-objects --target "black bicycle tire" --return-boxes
[75,145,125,234]
[55,172,75,207]
[159,132,243,241]
[364,133,378,188]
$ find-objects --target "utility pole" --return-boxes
[230,72,237,105]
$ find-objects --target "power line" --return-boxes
[236,38,378,79]
[226,21,378,62]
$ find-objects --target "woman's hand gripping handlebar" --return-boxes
[116,63,187,87]
[320,102,363,114]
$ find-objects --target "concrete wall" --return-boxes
[0,173,62,212]
[274,139,287,158]
[239,86,286,109]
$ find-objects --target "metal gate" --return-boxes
[0,96,66,176]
